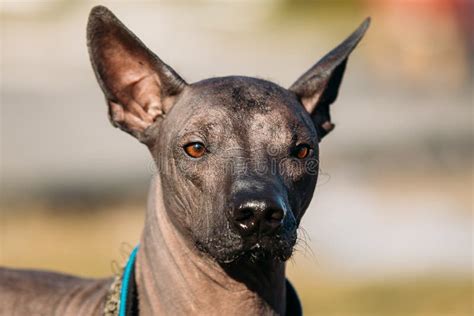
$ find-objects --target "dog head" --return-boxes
[87,6,369,263]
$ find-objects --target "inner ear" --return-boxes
[87,6,187,143]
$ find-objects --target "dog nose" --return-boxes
[233,199,286,236]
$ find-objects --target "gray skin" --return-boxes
[0,6,369,316]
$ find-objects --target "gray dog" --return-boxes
[0,6,369,316]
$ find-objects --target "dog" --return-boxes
[0,6,369,316]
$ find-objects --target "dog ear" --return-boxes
[87,6,187,143]
[289,18,370,141]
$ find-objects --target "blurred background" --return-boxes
[1,0,472,315]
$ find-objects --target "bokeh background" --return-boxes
[1,0,472,315]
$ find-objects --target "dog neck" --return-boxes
[135,176,286,315]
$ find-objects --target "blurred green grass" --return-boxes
[1,205,471,316]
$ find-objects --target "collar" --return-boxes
[104,246,139,316]
[103,245,302,315]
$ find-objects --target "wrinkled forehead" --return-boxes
[189,76,296,111]
[171,76,316,139]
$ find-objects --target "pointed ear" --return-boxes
[87,6,187,143]
[289,18,370,141]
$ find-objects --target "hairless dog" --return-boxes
[0,6,369,316]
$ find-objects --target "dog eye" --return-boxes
[183,142,206,158]
[292,144,311,159]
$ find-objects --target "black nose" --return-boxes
[233,198,286,236]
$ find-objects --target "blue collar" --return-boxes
[119,246,139,316]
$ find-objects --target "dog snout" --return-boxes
[232,197,286,237]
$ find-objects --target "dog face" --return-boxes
[87,6,369,263]
[156,77,318,262]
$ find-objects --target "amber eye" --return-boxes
[183,142,206,158]
[292,144,311,159]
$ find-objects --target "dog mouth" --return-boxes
[242,232,297,262]
[196,229,297,264]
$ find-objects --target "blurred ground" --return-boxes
[1,0,472,315]
[1,205,471,316]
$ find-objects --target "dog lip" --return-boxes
[243,233,285,250]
